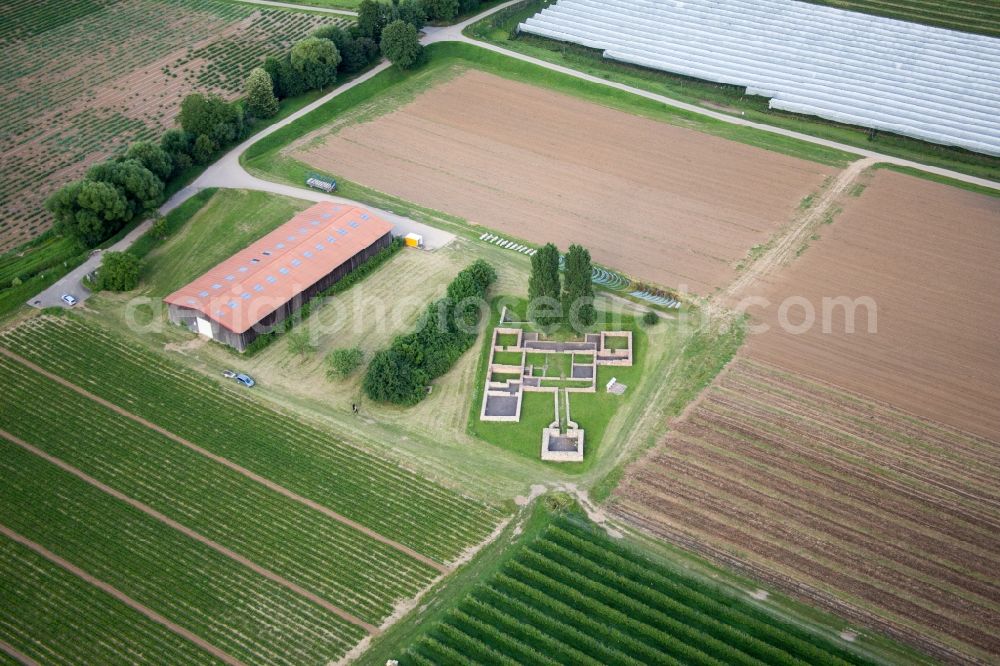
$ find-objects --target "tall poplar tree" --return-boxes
[562,244,595,331]
[528,243,561,327]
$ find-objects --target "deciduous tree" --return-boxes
[95,251,141,291]
[380,19,422,70]
[290,37,341,90]
[46,180,129,247]
[245,67,279,119]
[423,0,458,21]
[125,141,173,181]
[357,0,395,39]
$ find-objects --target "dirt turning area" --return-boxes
[742,170,1000,441]
[291,68,834,294]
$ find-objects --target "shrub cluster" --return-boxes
[326,347,364,379]
[363,259,496,405]
[93,251,141,292]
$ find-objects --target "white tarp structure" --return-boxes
[519,0,1000,156]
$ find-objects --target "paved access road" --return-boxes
[31,0,997,309]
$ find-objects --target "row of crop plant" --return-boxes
[0,441,366,665]
[396,516,875,665]
[0,315,503,563]
[0,354,438,624]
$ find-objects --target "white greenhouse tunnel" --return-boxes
[519,0,1000,156]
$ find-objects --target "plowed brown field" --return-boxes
[291,69,834,294]
[613,357,1000,664]
[744,170,1000,441]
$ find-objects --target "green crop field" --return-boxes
[0,354,438,624]
[799,0,1000,36]
[0,315,504,564]
[0,0,345,250]
[0,537,216,665]
[393,515,877,665]
[0,440,366,665]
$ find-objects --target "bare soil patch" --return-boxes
[613,357,1000,663]
[0,0,336,250]
[742,170,1000,441]
[291,69,834,294]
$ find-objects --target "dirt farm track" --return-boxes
[292,68,835,295]
[614,169,1000,663]
[747,170,1000,442]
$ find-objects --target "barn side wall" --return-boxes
[169,231,393,352]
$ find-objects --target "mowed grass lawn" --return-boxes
[469,299,663,473]
[143,189,311,296]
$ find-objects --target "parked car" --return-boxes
[221,369,254,387]
[234,373,255,388]
[61,294,78,306]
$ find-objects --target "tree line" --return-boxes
[364,259,497,404]
[45,2,435,254]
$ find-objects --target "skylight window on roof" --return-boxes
[348,221,359,229]
[198,290,209,298]
[225,275,235,281]
[310,220,320,226]
[361,213,369,220]
[337,228,348,236]
[262,251,272,256]
[277,243,285,249]
[287,236,296,242]
[212,283,222,290]
[291,258,302,267]
[334,206,341,211]
[326,236,335,243]
[238,267,248,273]
[279,267,290,275]
[266,275,277,284]
[241,292,251,300]
[321,213,332,219]
[186,297,196,305]
[299,227,308,234]
[228,300,238,308]
[250,258,260,264]
[315,243,324,251]
[303,251,313,259]
[217,310,225,318]
[253,284,263,292]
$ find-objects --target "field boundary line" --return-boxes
[719,156,878,306]
[608,506,980,665]
[0,428,380,634]
[0,639,40,666]
[0,347,449,575]
[0,523,245,666]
